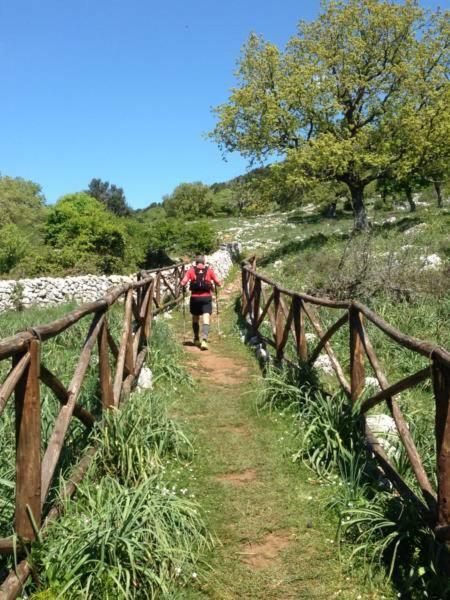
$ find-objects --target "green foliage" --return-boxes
[149,320,192,386]
[87,178,132,216]
[0,224,29,274]
[211,0,450,228]
[0,175,45,230]
[0,175,46,274]
[45,193,127,274]
[163,182,215,218]
[36,473,211,598]
[256,360,450,595]
[179,221,217,254]
[0,317,212,597]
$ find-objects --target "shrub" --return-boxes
[36,474,211,598]
[179,221,217,254]
[45,193,127,274]
[0,224,29,274]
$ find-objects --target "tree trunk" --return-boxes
[434,181,443,208]
[405,185,416,212]
[349,186,368,230]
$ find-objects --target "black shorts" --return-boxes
[190,296,213,316]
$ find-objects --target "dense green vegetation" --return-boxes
[0,176,220,278]
[0,315,212,598]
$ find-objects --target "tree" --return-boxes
[86,178,131,216]
[46,193,127,274]
[384,15,450,210]
[0,224,29,274]
[210,0,450,229]
[0,175,46,234]
[162,182,215,218]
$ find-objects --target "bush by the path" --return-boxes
[32,391,211,598]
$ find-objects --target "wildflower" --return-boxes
[192,572,198,579]
[174,567,182,577]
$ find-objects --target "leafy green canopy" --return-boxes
[0,176,47,274]
[45,193,127,274]
[162,182,215,218]
[210,0,450,229]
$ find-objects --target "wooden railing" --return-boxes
[242,257,450,540]
[0,262,185,599]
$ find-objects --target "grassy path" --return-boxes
[170,275,377,599]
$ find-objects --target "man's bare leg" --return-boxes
[201,312,210,341]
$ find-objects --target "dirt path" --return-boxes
[171,275,373,599]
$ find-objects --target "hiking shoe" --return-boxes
[200,340,208,351]
[194,338,201,348]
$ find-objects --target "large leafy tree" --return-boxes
[162,182,215,218]
[210,0,450,229]
[46,193,127,273]
[86,178,131,217]
[0,175,46,230]
[0,175,46,273]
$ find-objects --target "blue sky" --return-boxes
[0,0,447,209]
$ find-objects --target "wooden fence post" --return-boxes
[241,268,248,317]
[143,280,155,341]
[293,296,308,361]
[124,290,134,377]
[14,339,41,540]
[98,321,114,410]
[433,358,450,541]
[349,306,365,404]
[274,287,284,359]
[155,272,161,307]
[252,278,261,334]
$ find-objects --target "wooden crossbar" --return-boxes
[241,257,449,539]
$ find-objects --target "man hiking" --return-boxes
[181,255,221,350]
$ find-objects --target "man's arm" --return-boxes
[209,269,221,287]
[180,267,193,287]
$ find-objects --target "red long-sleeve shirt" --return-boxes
[181,264,221,297]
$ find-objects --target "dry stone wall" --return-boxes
[0,246,239,313]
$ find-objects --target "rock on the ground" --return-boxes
[420,253,442,271]
[314,354,334,375]
[137,366,153,390]
[366,414,399,458]
[255,345,268,361]
[365,376,381,390]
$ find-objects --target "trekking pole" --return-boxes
[182,286,187,342]
[215,285,222,337]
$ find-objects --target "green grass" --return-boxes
[210,198,449,597]
[165,290,392,599]
[0,310,213,598]
[0,302,125,545]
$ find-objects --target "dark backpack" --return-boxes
[190,266,212,293]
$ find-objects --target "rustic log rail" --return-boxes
[0,262,185,599]
[241,256,450,539]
